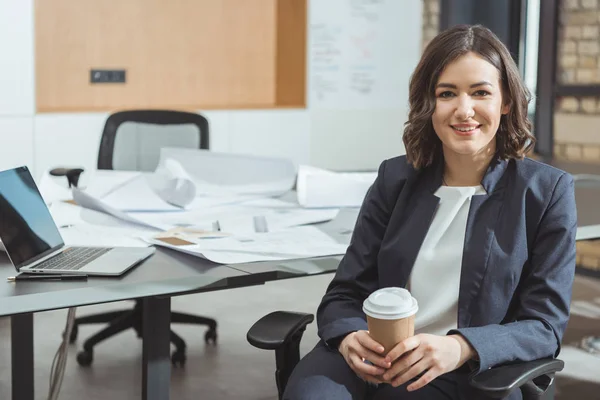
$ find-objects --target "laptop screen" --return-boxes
[0,166,64,269]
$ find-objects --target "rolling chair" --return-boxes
[247,311,564,399]
[52,110,216,367]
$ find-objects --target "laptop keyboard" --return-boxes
[34,247,112,271]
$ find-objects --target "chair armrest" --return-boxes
[247,311,314,350]
[469,358,564,399]
[50,167,85,188]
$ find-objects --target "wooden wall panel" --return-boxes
[275,0,307,106]
[35,0,305,112]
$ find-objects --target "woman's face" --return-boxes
[432,51,509,159]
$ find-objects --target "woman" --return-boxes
[283,25,577,400]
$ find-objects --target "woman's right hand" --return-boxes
[338,331,392,384]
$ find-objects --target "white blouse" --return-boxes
[409,184,486,336]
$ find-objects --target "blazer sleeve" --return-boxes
[316,159,394,347]
[450,172,577,374]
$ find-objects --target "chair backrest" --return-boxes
[98,110,209,171]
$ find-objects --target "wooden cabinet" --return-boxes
[35,0,306,112]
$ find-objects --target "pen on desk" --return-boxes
[7,274,88,282]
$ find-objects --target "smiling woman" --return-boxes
[280,24,577,400]
[403,25,535,184]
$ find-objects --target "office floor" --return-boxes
[0,274,599,400]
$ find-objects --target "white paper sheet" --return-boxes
[216,207,339,234]
[93,154,289,211]
[129,199,339,233]
[149,158,197,207]
[60,224,151,248]
[38,172,73,204]
[37,169,142,205]
[574,174,600,183]
[49,201,154,248]
[100,174,183,212]
[84,170,142,198]
[72,188,161,230]
[296,165,376,208]
[147,226,348,264]
[577,225,600,241]
[159,147,297,196]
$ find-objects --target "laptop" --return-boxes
[0,166,155,276]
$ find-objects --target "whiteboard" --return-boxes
[308,0,422,110]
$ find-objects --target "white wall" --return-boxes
[0,0,34,116]
[0,0,422,179]
[0,0,35,173]
[306,0,421,170]
[0,118,34,171]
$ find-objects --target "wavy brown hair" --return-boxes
[403,24,535,169]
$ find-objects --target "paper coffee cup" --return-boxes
[362,287,418,354]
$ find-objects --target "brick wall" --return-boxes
[555,0,600,163]
[422,0,440,51]
[420,0,600,164]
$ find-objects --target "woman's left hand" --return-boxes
[381,334,476,391]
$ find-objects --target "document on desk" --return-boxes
[72,188,162,230]
[94,158,274,212]
[38,171,74,204]
[60,224,151,248]
[100,174,184,212]
[296,165,377,208]
[577,224,600,241]
[159,147,297,197]
[83,170,142,198]
[129,199,339,233]
[49,201,154,247]
[37,169,142,205]
[146,226,348,264]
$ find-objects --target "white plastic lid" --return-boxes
[362,287,418,320]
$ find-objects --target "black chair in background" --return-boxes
[247,311,564,400]
[52,110,215,367]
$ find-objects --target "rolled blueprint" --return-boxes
[149,158,197,208]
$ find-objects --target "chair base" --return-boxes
[69,299,217,367]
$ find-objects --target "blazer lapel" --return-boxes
[383,160,443,287]
[395,192,440,287]
[457,158,508,327]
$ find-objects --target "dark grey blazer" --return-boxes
[316,155,577,399]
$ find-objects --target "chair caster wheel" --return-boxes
[171,350,186,367]
[76,349,93,367]
[205,328,217,344]
[68,325,78,343]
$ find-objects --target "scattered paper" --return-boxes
[60,224,151,248]
[100,174,183,212]
[129,199,339,233]
[574,174,600,183]
[49,201,86,228]
[72,188,161,230]
[147,226,348,264]
[37,169,142,205]
[159,147,297,196]
[577,225,600,241]
[84,170,142,198]
[38,172,73,204]
[296,165,376,208]
[49,201,155,248]
[149,158,197,207]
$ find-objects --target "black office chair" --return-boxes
[53,110,216,367]
[247,311,563,400]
